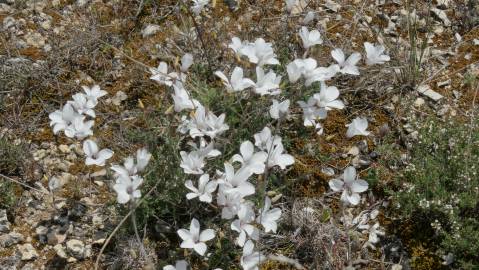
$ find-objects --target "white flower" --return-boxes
[329,166,369,205]
[222,162,255,198]
[180,150,205,175]
[135,148,151,172]
[254,127,279,151]
[187,138,221,158]
[312,82,344,110]
[306,64,340,85]
[217,187,242,219]
[110,149,150,177]
[241,38,280,66]
[185,174,218,203]
[83,139,113,166]
[82,85,107,107]
[364,42,390,65]
[186,105,229,139]
[150,62,178,86]
[256,197,281,233]
[68,93,96,118]
[113,175,143,204]
[65,116,94,139]
[228,37,245,55]
[253,127,284,154]
[191,0,209,15]
[49,103,81,135]
[287,58,338,86]
[163,260,188,270]
[269,99,290,120]
[231,203,259,247]
[297,96,327,127]
[172,81,200,112]
[241,240,266,270]
[177,218,215,256]
[111,157,137,178]
[346,117,370,138]
[331,49,361,75]
[180,53,194,73]
[254,67,281,96]
[267,140,295,169]
[215,67,255,93]
[232,141,267,175]
[299,26,322,49]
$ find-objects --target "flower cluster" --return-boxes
[111,148,151,204]
[48,85,114,170]
[49,85,107,139]
[287,26,389,137]
[151,30,294,270]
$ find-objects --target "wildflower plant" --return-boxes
[45,0,395,268]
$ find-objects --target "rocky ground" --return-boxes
[0,0,478,269]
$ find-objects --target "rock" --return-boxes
[18,243,38,261]
[437,79,451,87]
[66,239,85,259]
[321,167,335,176]
[431,8,451,26]
[347,146,360,156]
[24,32,46,48]
[0,209,10,233]
[417,84,443,101]
[58,144,70,154]
[414,97,425,107]
[77,0,89,7]
[324,0,341,12]
[53,244,68,258]
[435,0,451,9]
[141,24,161,38]
[3,16,16,30]
[47,228,67,245]
[0,232,24,248]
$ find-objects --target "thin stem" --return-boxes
[130,201,147,257]
[94,183,159,270]
[179,0,213,74]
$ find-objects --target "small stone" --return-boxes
[0,232,24,248]
[431,8,450,26]
[47,229,67,245]
[324,0,341,12]
[66,239,85,259]
[0,209,10,233]
[53,244,68,259]
[141,24,161,38]
[347,146,360,156]
[18,244,38,261]
[58,145,70,154]
[417,84,443,101]
[321,167,335,176]
[391,264,403,270]
[24,32,46,48]
[92,214,104,229]
[93,180,104,187]
[414,97,425,107]
[437,79,451,87]
[91,169,106,178]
